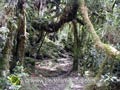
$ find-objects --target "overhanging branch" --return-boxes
[79,0,120,57]
[31,1,79,33]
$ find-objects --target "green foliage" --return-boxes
[40,38,65,59]
[0,76,21,90]
[8,75,20,85]
[0,64,29,90]
[0,77,7,89]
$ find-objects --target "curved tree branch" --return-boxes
[31,0,80,33]
[79,0,120,58]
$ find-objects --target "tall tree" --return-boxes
[16,0,27,66]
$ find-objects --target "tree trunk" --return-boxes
[79,0,120,80]
[0,27,10,77]
[16,0,26,66]
[0,37,11,77]
[72,20,79,71]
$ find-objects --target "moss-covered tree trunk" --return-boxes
[0,28,9,77]
[0,4,14,77]
[1,20,16,76]
[79,0,120,57]
[72,20,79,71]
[16,0,26,66]
[0,36,11,77]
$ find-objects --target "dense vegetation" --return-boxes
[0,0,120,90]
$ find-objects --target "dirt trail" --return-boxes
[21,74,86,90]
[21,56,86,90]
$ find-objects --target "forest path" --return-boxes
[21,74,86,90]
[21,56,86,90]
[35,57,73,77]
[21,44,88,90]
